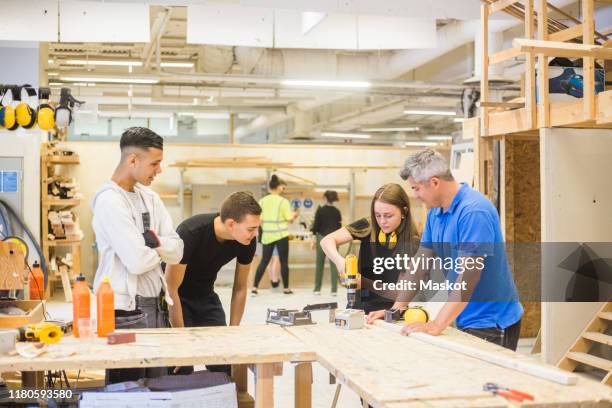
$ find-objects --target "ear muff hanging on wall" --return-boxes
[3,87,19,131]
[16,86,38,129]
[0,86,7,128]
[37,87,55,131]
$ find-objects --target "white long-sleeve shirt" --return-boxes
[92,180,183,310]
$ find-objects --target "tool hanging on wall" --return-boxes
[37,87,55,131]
[0,87,18,130]
[15,86,38,129]
[55,88,84,129]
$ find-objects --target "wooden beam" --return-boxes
[373,321,579,385]
[549,24,583,42]
[295,362,313,408]
[513,38,612,59]
[525,0,537,129]
[478,101,525,109]
[583,0,596,121]
[537,0,550,128]
[488,47,521,65]
[255,363,274,408]
[480,3,490,137]
[489,0,521,14]
[547,3,609,43]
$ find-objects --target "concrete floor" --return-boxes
[46,283,536,408]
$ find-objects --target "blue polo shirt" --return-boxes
[421,183,523,330]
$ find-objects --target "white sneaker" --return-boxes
[313,291,321,295]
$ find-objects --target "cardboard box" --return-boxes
[0,300,45,329]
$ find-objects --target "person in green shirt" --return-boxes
[251,175,298,295]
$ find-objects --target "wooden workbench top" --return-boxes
[0,325,316,372]
[286,324,612,408]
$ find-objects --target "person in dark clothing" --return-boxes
[165,192,261,375]
[320,184,419,313]
[311,190,342,295]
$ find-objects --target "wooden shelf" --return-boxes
[44,156,80,165]
[42,198,81,207]
[46,239,82,247]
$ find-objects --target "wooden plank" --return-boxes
[583,0,596,121]
[599,312,612,321]
[537,0,550,128]
[597,90,612,124]
[489,0,521,14]
[295,362,312,408]
[373,321,579,385]
[287,324,612,407]
[232,364,248,393]
[513,38,612,59]
[488,47,521,65]
[525,0,536,129]
[582,331,612,346]
[549,24,583,42]
[478,101,525,109]
[0,325,316,372]
[566,352,612,371]
[462,117,479,141]
[480,3,490,137]
[255,363,274,408]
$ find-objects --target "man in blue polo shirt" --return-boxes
[367,149,523,350]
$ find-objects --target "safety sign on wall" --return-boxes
[0,171,19,193]
[291,199,301,209]
[303,198,313,209]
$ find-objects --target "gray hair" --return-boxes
[399,149,454,182]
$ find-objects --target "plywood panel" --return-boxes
[503,139,541,338]
[540,127,612,364]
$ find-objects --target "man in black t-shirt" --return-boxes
[165,192,261,375]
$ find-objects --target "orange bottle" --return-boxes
[29,261,45,300]
[96,276,115,337]
[72,274,90,338]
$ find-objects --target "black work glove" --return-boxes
[143,229,160,249]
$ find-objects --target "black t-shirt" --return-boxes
[177,213,256,300]
[311,204,342,236]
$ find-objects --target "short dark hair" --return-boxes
[220,192,262,222]
[269,174,286,190]
[120,127,164,151]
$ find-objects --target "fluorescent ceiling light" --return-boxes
[160,62,194,68]
[321,132,371,139]
[361,127,419,132]
[404,109,456,116]
[282,80,371,88]
[425,136,452,141]
[404,141,438,147]
[47,72,59,76]
[60,76,158,84]
[48,59,54,64]
[178,112,196,117]
[65,59,143,67]
[454,118,465,123]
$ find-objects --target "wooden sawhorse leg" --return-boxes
[254,363,274,408]
[294,362,312,408]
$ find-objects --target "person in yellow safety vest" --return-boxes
[251,174,299,295]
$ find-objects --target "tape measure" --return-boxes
[403,306,429,324]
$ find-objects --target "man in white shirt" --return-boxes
[92,127,183,384]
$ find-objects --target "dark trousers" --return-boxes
[254,237,290,289]
[173,293,231,376]
[106,295,168,385]
[462,319,522,351]
[314,234,339,293]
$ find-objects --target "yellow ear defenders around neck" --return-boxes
[378,229,398,249]
[16,85,38,129]
[37,87,55,131]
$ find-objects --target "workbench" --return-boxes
[0,323,610,407]
[287,323,612,408]
[0,325,317,408]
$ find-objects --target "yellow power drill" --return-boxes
[18,322,64,345]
